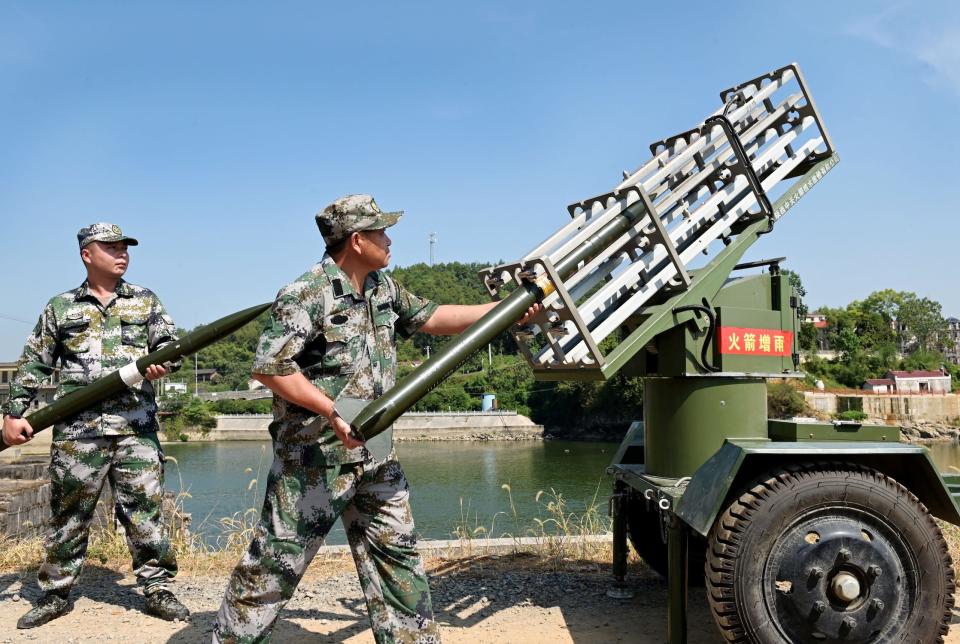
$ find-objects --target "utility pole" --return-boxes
[194,353,199,397]
[429,232,437,266]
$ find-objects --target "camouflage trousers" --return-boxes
[38,433,177,596]
[213,446,440,644]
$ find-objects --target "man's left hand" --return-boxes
[144,364,167,381]
[517,303,543,326]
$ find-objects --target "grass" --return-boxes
[10,472,959,582]
[450,481,612,568]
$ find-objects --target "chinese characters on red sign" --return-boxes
[718,326,793,356]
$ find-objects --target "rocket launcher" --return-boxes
[350,63,837,441]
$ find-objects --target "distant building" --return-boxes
[862,378,894,394]
[804,311,831,352]
[945,317,960,365]
[193,368,221,384]
[889,369,951,393]
[162,381,188,395]
[805,312,828,329]
[862,369,952,394]
[0,360,60,411]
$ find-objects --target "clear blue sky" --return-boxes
[2,1,958,357]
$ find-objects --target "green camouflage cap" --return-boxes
[315,194,403,247]
[77,222,139,249]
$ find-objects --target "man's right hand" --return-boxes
[2,416,34,446]
[329,412,364,450]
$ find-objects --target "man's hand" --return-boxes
[2,416,34,446]
[329,412,364,450]
[517,303,543,326]
[144,364,167,381]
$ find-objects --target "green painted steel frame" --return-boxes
[612,439,960,539]
[670,439,960,537]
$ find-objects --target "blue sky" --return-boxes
[2,1,958,357]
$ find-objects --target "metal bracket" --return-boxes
[648,125,703,158]
[719,63,835,176]
[480,256,609,370]
[704,114,775,235]
[566,190,624,219]
[629,184,692,289]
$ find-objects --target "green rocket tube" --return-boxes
[1,302,270,451]
[351,199,649,440]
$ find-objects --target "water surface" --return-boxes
[163,440,617,546]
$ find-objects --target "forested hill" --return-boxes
[390,262,494,305]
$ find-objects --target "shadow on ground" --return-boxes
[165,553,720,643]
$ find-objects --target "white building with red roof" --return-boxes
[862,369,952,394]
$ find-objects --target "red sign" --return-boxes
[718,326,793,356]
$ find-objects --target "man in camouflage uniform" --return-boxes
[1,223,190,628]
[214,195,539,643]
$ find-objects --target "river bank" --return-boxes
[172,411,545,444]
[900,419,960,441]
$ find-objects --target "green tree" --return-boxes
[896,295,948,353]
[782,269,808,317]
[181,397,218,432]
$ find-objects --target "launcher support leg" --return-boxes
[607,482,634,599]
[667,514,688,644]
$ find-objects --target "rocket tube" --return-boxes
[1,302,270,451]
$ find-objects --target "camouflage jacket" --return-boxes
[252,254,438,466]
[5,279,179,440]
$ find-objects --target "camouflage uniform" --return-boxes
[4,224,180,597]
[214,197,442,643]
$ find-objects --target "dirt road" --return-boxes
[0,555,957,643]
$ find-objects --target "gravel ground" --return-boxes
[0,555,958,643]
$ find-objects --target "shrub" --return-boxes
[767,381,807,419]
[181,397,218,433]
[835,410,868,422]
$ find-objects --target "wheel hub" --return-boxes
[830,572,861,603]
[769,516,905,643]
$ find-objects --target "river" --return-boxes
[163,440,618,546]
[164,439,960,546]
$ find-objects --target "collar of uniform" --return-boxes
[319,254,385,300]
[75,278,133,302]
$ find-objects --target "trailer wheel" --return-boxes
[706,463,954,643]
[627,493,705,585]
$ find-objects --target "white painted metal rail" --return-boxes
[479,63,835,375]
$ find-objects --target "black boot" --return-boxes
[17,592,72,629]
[144,588,190,621]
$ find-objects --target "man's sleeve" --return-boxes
[4,304,58,417]
[148,294,182,373]
[251,291,316,376]
[392,279,439,339]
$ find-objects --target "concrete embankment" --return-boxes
[804,391,960,440]
[0,412,543,459]
[192,411,544,442]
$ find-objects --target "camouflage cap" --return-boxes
[315,194,402,247]
[77,222,139,249]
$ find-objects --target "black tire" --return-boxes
[627,493,706,586]
[706,462,955,643]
